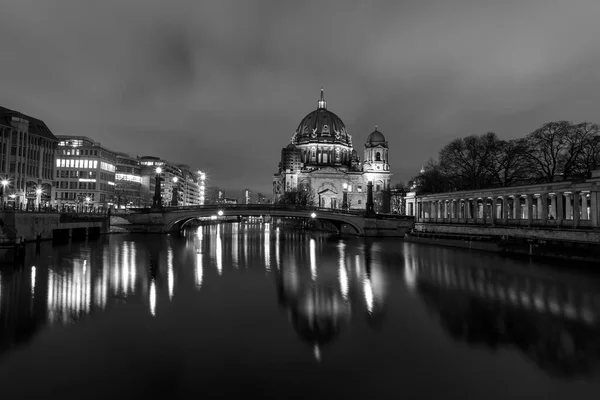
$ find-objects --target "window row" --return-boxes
[56,159,98,169]
[56,170,97,179]
[55,181,97,190]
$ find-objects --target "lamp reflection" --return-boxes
[231,224,238,268]
[216,224,223,275]
[31,266,36,296]
[196,250,203,289]
[149,280,157,316]
[167,245,174,300]
[275,226,280,270]
[310,238,317,280]
[402,251,418,292]
[264,224,271,272]
[338,242,348,300]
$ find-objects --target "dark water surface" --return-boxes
[1,223,600,399]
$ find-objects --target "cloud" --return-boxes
[2,0,600,194]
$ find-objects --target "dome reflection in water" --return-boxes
[0,222,599,398]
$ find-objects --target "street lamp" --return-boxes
[310,212,317,219]
[35,188,43,209]
[342,182,348,210]
[1,179,8,208]
[171,176,179,206]
[217,210,224,217]
[152,167,163,208]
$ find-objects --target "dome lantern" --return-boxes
[317,87,327,110]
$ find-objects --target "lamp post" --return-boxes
[171,176,179,206]
[1,179,8,209]
[152,167,163,208]
[35,188,43,210]
[342,182,348,210]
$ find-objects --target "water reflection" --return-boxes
[405,243,600,378]
[0,224,600,382]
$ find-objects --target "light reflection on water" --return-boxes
[1,222,600,396]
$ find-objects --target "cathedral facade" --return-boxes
[273,90,392,211]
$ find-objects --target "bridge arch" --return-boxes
[159,206,365,235]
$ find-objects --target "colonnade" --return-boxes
[415,186,600,228]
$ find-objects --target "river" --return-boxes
[0,222,599,399]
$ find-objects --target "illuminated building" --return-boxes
[177,164,205,206]
[139,157,205,206]
[244,188,251,204]
[0,106,58,207]
[273,89,392,211]
[55,135,116,210]
[115,152,142,208]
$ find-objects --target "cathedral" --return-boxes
[273,89,392,211]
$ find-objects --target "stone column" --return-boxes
[590,190,599,227]
[565,193,572,220]
[490,198,496,225]
[454,199,459,219]
[556,192,564,222]
[581,193,589,220]
[526,194,533,224]
[502,196,509,222]
[536,195,543,219]
[540,193,548,223]
[514,195,522,220]
[549,194,557,220]
[573,191,580,227]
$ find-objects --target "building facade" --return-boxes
[115,152,142,208]
[0,106,58,208]
[273,90,392,211]
[140,157,206,207]
[54,136,117,210]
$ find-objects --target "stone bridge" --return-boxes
[122,204,414,237]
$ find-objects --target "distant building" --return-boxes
[273,89,392,212]
[139,156,182,207]
[55,135,117,210]
[177,164,206,206]
[115,152,142,208]
[139,156,205,206]
[243,188,252,204]
[0,106,58,208]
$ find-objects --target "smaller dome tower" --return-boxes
[363,125,389,173]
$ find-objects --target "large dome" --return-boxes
[292,89,352,147]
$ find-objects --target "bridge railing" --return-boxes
[129,203,413,219]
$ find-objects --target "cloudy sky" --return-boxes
[2,0,600,196]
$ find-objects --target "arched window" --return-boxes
[375,152,381,161]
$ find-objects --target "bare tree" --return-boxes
[485,138,530,187]
[438,132,497,190]
[523,121,571,183]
